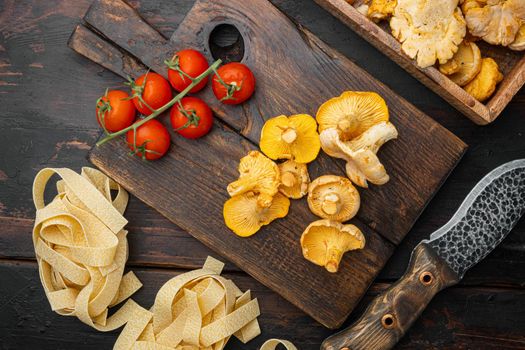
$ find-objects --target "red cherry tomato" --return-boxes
[96,90,136,132]
[212,62,255,105]
[131,72,172,116]
[126,119,171,160]
[166,49,210,93]
[170,97,213,139]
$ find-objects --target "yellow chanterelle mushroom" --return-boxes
[509,24,525,50]
[317,91,389,141]
[368,0,397,22]
[223,192,290,237]
[439,41,482,86]
[227,151,280,208]
[390,0,466,68]
[307,175,360,221]
[278,160,310,199]
[301,219,365,273]
[260,114,321,164]
[320,121,398,188]
[464,57,503,102]
[464,0,525,47]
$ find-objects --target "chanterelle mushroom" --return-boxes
[390,0,466,68]
[368,0,397,21]
[278,160,310,199]
[464,0,525,47]
[301,220,365,273]
[260,114,321,164]
[464,57,503,101]
[439,41,482,86]
[320,122,398,187]
[307,175,360,221]
[223,192,290,237]
[316,91,389,141]
[509,23,525,50]
[227,151,280,208]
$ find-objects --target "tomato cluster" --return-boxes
[96,49,256,160]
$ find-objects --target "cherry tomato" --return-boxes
[212,62,255,105]
[170,97,213,139]
[166,49,210,93]
[131,73,172,116]
[126,119,171,160]
[96,90,136,132]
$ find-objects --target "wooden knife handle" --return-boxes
[321,243,459,350]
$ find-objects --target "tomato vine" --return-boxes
[173,100,200,131]
[96,58,222,147]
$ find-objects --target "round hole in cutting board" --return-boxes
[381,314,396,329]
[209,24,244,63]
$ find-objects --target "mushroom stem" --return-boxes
[337,117,356,137]
[281,128,297,143]
[257,193,274,208]
[325,247,343,273]
[281,171,297,187]
[227,177,256,197]
[321,193,340,215]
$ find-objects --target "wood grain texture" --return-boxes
[68,24,148,78]
[322,243,460,350]
[79,0,466,328]
[2,260,525,350]
[313,0,525,125]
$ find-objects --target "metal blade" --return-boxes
[423,159,525,279]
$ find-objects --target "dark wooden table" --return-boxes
[0,1,524,349]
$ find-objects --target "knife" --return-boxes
[322,159,525,350]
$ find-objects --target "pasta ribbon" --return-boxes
[118,256,261,350]
[32,167,142,330]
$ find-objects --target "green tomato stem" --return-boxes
[96,59,222,147]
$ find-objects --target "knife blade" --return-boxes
[321,159,525,350]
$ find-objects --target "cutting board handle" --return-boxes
[171,0,282,65]
[321,243,460,350]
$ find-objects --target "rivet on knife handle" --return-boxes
[321,243,459,350]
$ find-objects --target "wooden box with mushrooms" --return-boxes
[352,0,524,103]
[222,91,398,273]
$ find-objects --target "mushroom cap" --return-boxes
[368,0,397,21]
[320,122,398,187]
[464,57,503,102]
[307,175,360,221]
[278,160,310,199]
[390,0,466,68]
[227,151,280,208]
[223,192,290,237]
[509,23,525,50]
[300,219,365,273]
[316,91,389,141]
[439,41,482,86]
[260,114,321,164]
[439,58,461,75]
[465,0,525,46]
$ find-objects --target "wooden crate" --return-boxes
[315,0,525,125]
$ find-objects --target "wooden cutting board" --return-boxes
[71,0,467,329]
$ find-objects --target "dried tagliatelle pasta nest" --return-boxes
[108,256,262,349]
[32,167,143,330]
